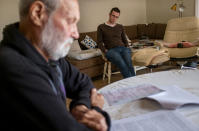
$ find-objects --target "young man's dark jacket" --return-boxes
[0,23,110,131]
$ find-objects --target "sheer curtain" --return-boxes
[196,0,199,18]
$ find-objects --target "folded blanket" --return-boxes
[132,48,169,66]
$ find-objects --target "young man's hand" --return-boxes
[104,49,108,53]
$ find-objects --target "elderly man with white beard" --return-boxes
[0,0,110,131]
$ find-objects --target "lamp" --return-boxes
[179,3,185,17]
[171,3,177,11]
[170,0,186,18]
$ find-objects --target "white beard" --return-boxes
[41,16,74,60]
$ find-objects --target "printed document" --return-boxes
[111,110,199,131]
[147,85,199,109]
[101,84,164,106]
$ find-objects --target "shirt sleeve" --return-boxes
[97,25,107,53]
[60,59,111,130]
[121,25,129,47]
[60,59,94,109]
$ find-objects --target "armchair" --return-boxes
[156,17,199,59]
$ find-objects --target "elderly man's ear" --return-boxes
[29,1,49,27]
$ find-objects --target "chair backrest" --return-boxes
[164,17,199,43]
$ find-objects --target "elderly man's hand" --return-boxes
[71,89,106,130]
[71,105,88,121]
[80,109,107,131]
[71,105,107,131]
[91,88,104,109]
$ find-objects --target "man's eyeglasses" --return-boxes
[111,14,119,19]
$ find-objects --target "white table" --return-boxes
[99,69,199,127]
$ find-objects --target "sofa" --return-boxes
[66,23,167,78]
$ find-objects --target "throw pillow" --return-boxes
[81,35,97,49]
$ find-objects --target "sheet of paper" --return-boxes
[101,84,164,106]
[147,85,199,109]
[111,110,199,131]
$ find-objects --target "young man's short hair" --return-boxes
[110,7,120,14]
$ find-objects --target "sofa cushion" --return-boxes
[124,25,137,40]
[137,24,148,39]
[155,23,167,39]
[147,23,156,39]
[69,40,81,52]
[81,35,97,49]
[136,23,167,40]
[68,48,102,60]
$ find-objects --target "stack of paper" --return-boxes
[147,85,199,109]
[101,84,164,106]
[111,111,199,131]
[101,84,199,109]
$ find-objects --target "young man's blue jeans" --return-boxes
[105,46,135,78]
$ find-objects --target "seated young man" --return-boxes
[97,7,135,78]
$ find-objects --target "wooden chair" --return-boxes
[101,51,144,84]
[101,52,120,84]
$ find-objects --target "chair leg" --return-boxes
[150,68,153,73]
[103,62,107,80]
[134,66,137,75]
[107,62,112,84]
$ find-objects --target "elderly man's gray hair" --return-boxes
[19,0,60,19]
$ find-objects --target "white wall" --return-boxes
[0,0,147,40]
[146,0,195,23]
[0,0,196,40]
[0,0,20,41]
[78,0,147,33]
